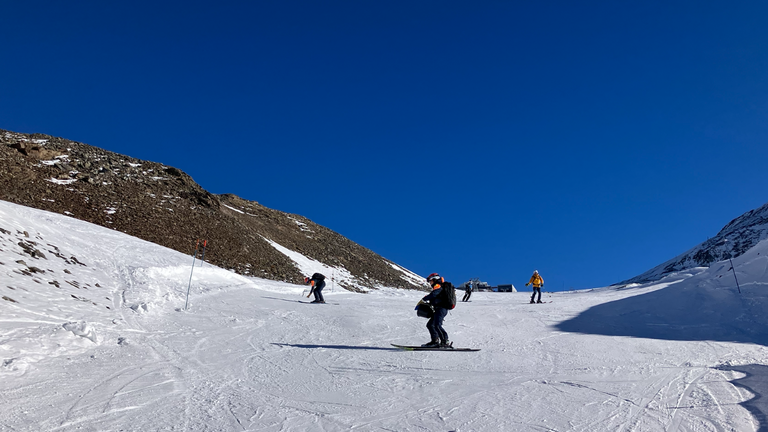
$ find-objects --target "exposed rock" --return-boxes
[0,129,425,291]
[9,141,61,160]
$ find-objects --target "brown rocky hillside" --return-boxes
[0,129,426,292]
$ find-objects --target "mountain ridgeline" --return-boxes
[621,201,768,285]
[0,129,426,292]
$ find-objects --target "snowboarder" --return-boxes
[462,281,473,302]
[305,273,326,303]
[417,273,452,348]
[525,270,544,303]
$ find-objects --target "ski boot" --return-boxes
[536,300,542,304]
[530,299,535,304]
[421,340,440,348]
[440,340,454,349]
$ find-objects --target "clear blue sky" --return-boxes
[2,1,767,290]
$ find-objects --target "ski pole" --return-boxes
[185,239,200,310]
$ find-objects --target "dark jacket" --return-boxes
[422,285,450,309]
[309,277,326,291]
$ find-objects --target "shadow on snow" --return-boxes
[555,283,768,346]
[556,283,768,429]
[717,364,768,432]
[261,296,308,304]
[272,343,399,351]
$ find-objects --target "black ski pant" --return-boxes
[462,290,472,302]
[531,287,541,302]
[312,280,326,302]
[427,307,448,343]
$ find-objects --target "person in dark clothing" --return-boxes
[462,282,473,302]
[418,273,452,348]
[305,273,326,303]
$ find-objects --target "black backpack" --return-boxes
[439,281,456,310]
[312,273,326,281]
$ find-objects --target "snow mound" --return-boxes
[62,321,98,343]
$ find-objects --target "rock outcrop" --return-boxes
[0,129,426,292]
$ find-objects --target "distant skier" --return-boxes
[417,273,452,348]
[305,273,326,303]
[525,270,544,304]
[462,281,473,302]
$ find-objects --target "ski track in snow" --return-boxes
[1,200,768,431]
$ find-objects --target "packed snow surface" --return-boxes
[1,200,768,431]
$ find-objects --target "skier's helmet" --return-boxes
[304,276,310,283]
[533,270,538,274]
[426,273,443,285]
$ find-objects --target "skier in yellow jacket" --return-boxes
[525,270,544,304]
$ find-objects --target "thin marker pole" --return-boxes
[199,240,207,267]
[185,239,200,310]
[729,258,741,294]
[720,238,741,294]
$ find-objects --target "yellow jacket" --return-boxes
[526,273,543,288]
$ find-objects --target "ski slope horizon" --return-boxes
[1,199,768,431]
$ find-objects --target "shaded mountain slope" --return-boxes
[621,200,768,284]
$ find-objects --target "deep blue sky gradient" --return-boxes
[2,1,768,290]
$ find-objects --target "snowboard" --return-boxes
[391,344,480,352]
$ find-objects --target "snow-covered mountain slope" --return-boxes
[2,200,768,431]
[559,234,768,345]
[622,200,768,284]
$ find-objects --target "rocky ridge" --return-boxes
[0,129,426,292]
[620,200,768,285]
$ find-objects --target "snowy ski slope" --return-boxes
[1,200,767,431]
